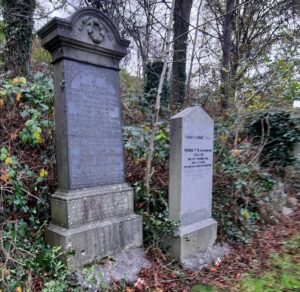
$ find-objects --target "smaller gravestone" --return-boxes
[169,106,217,262]
[293,100,300,108]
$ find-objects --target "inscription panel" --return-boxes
[181,116,214,225]
[65,60,125,189]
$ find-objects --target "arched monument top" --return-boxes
[37,7,130,61]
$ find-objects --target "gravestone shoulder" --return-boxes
[171,106,214,126]
[37,8,130,68]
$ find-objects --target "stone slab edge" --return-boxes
[170,218,217,262]
[50,183,135,228]
[51,189,134,228]
[45,214,143,268]
[52,183,132,199]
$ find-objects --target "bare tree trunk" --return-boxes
[171,0,193,106]
[220,0,234,109]
[144,0,175,208]
[185,0,203,106]
[1,0,36,77]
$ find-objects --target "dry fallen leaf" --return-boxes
[16,92,22,102]
[0,98,4,108]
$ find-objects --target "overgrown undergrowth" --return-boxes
[192,232,300,292]
[0,72,299,290]
[237,233,300,291]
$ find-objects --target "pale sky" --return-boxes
[35,0,78,29]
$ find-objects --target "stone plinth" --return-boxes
[169,107,217,262]
[38,8,142,268]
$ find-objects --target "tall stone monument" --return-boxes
[38,8,142,268]
[169,106,217,262]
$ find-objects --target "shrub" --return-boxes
[213,120,280,243]
[144,60,170,107]
[246,110,300,174]
[124,123,177,250]
[0,73,75,290]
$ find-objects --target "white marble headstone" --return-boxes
[169,106,217,261]
[293,100,300,108]
[169,106,214,224]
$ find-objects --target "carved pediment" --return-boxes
[37,8,130,57]
[71,10,118,51]
[78,16,106,44]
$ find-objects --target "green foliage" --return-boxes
[213,121,279,243]
[213,110,299,246]
[214,156,273,242]
[124,123,177,250]
[237,234,300,291]
[212,107,300,244]
[81,266,110,291]
[121,73,154,123]
[144,60,170,107]
[31,37,52,64]
[0,0,36,76]
[0,74,54,145]
[1,146,41,214]
[247,110,299,172]
[0,73,74,291]
[120,69,143,100]
[191,284,214,292]
[19,115,45,145]
[142,213,178,250]
[43,278,70,292]
[122,72,172,248]
[124,126,149,158]
[244,58,300,111]
[267,59,300,103]
[121,67,172,124]
[124,123,169,160]
[2,219,72,291]
[0,21,5,44]
[0,21,5,67]
[133,174,177,251]
[135,181,178,250]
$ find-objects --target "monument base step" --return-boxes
[182,243,230,271]
[170,218,217,262]
[50,183,135,229]
[45,214,143,268]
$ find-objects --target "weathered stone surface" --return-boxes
[45,214,142,268]
[38,8,131,190]
[170,218,217,262]
[38,8,142,268]
[293,100,300,108]
[182,243,230,271]
[282,207,294,217]
[50,184,134,228]
[38,8,129,69]
[62,61,125,189]
[169,106,217,262]
[76,248,151,288]
[169,107,214,225]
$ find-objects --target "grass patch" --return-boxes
[192,234,300,292]
[235,234,300,291]
[191,284,215,292]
